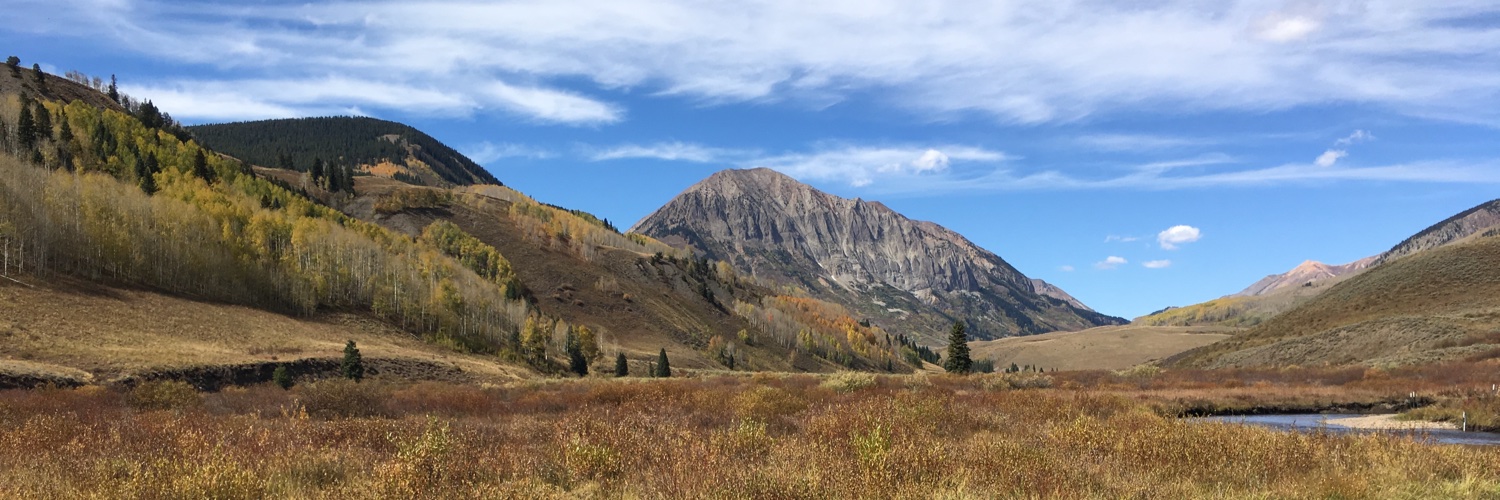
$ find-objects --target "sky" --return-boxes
[6,0,1500,318]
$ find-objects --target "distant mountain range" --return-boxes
[632,168,1125,343]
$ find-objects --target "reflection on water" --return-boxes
[1195,414,1500,446]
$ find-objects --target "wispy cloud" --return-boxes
[590,142,746,163]
[1158,225,1202,250]
[1335,130,1375,146]
[1095,256,1127,270]
[464,142,554,164]
[1104,235,1140,243]
[748,145,1006,187]
[19,1,1500,124]
[1142,259,1173,269]
[1060,265,1076,272]
[1076,134,1211,152]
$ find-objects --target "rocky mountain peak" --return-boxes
[632,168,1125,343]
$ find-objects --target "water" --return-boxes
[1196,414,1500,446]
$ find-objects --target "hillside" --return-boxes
[971,324,1236,371]
[1231,257,1376,298]
[1168,232,1500,368]
[1374,198,1500,265]
[189,117,500,187]
[632,168,1125,344]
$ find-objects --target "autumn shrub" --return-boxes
[297,379,389,419]
[820,372,877,393]
[126,380,202,411]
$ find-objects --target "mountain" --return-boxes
[1231,257,1377,298]
[630,168,1124,344]
[1031,279,1093,311]
[188,117,500,187]
[1168,230,1500,368]
[1374,198,1500,265]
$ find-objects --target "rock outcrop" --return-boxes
[631,168,1124,343]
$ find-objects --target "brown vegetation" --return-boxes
[2,367,1499,498]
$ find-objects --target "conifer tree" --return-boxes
[32,103,51,144]
[191,149,213,182]
[31,64,45,92]
[615,352,629,377]
[137,153,158,195]
[5,56,18,77]
[310,158,325,188]
[15,103,35,151]
[342,340,365,381]
[655,348,672,378]
[57,111,72,143]
[107,74,119,103]
[566,329,589,377]
[272,365,294,390]
[943,321,972,374]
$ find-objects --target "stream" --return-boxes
[1196,414,1500,446]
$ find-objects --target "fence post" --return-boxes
[1463,411,1468,433]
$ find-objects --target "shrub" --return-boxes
[272,366,294,390]
[821,372,877,393]
[126,380,202,411]
[342,340,365,381]
[297,379,388,419]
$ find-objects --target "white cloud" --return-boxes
[1158,225,1201,250]
[24,1,1500,125]
[1143,259,1172,269]
[1077,134,1210,152]
[1104,235,1140,243]
[1095,256,1127,270]
[750,145,1005,187]
[590,142,742,163]
[464,142,554,164]
[1335,130,1375,146]
[1060,265,1076,272]
[1315,149,1348,167]
[1255,14,1321,43]
[485,82,623,125]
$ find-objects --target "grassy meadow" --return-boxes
[3,364,1500,499]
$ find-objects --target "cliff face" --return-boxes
[631,168,1124,343]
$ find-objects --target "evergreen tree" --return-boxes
[272,365,294,390]
[57,111,72,143]
[342,340,365,381]
[615,352,629,377]
[137,153,158,195]
[15,102,35,151]
[107,74,119,103]
[31,64,45,92]
[32,103,51,143]
[5,56,18,77]
[310,158,325,188]
[655,348,672,378]
[943,321,972,374]
[566,329,589,377]
[191,149,213,182]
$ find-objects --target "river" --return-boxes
[1196,414,1500,446]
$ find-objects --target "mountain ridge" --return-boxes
[631,168,1125,343]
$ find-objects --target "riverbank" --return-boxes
[1332,414,1457,430]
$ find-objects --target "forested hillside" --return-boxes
[189,117,500,187]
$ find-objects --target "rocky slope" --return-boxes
[1374,198,1500,265]
[1232,257,1377,298]
[1031,279,1093,311]
[631,168,1124,343]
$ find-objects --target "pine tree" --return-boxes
[566,329,589,377]
[192,149,213,182]
[655,348,671,378]
[943,321,972,374]
[615,352,629,377]
[107,74,119,103]
[57,111,72,143]
[32,103,51,144]
[31,64,45,92]
[272,365,294,390]
[342,340,365,381]
[15,103,35,151]
[310,158,325,189]
[5,56,18,77]
[137,153,158,195]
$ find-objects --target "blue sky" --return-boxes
[6,0,1500,318]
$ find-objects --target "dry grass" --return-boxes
[971,324,1236,371]
[0,278,529,383]
[2,368,1499,498]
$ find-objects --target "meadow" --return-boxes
[2,363,1500,499]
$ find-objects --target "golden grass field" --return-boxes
[0,278,531,385]
[970,324,1236,371]
[2,367,1500,499]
